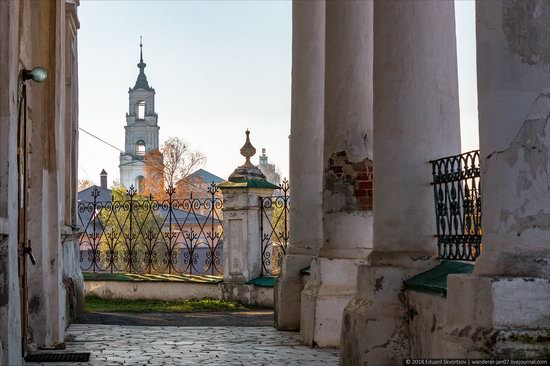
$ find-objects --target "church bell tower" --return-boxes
[119,38,160,192]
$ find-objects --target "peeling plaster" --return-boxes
[503,0,550,65]
[485,93,550,246]
[324,151,373,213]
[507,210,550,235]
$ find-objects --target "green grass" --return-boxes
[85,295,250,313]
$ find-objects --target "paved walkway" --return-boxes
[26,324,339,366]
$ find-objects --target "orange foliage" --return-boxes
[142,150,166,200]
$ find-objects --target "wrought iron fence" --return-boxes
[78,184,223,275]
[431,150,482,261]
[260,179,290,276]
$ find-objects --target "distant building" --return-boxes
[119,39,160,192]
[257,148,281,187]
[177,168,225,204]
[188,168,224,185]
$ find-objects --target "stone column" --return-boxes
[0,1,23,364]
[340,1,461,364]
[274,0,325,331]
[444,1,550,358]
[219,131,278,305]
[475,0,549,279]
[300,0,373,348]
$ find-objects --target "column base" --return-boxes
[300,257,366,347]
[219,282,256,305]
[341,256,436,365]
[274,254,313,331]
[219,282,273,307]
[438,275,550,359]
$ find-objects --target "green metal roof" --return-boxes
[245,276,276,288]
[404,260,474,297]
[218,179,279,190]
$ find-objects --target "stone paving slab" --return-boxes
[25,324,339,366]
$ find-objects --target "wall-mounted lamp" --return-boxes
[22,66,47,83]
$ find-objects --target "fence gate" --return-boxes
[431,150,482,261]
[259,179,290,276]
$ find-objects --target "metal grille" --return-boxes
[25,353,91,362]
[431,150,482,261]
[260,179,290,276]
[78,184,223,275]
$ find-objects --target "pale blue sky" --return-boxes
[78,0,478,186]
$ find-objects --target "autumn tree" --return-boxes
[142,149,165,200]
[111,179,121,189]
[143,137,206,199]
[78,179,94,191]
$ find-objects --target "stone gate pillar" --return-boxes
[444,1,550,358]
[340,1,461,364]
[219,131,278,305]
[274,0,325,331]
[300,0,373,348]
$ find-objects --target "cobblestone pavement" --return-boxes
[26,324,339,366]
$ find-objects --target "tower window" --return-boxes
[135,140,146,157]
[137,101,145,119]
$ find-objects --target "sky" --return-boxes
[77,0,478,187]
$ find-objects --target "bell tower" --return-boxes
[119,37,160,192]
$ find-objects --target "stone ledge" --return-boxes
[85,280,220,301]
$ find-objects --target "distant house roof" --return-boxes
[188,169,224,184]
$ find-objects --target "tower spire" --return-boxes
[132,36,152,91]
[140,36,143,63]
[137,36,146,73]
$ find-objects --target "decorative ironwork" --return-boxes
[78,183,223,275]
[431,150,482,261]
[260,179,290,276]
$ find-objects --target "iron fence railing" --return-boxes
[431,150,482,261]
[260,179,290,276]
[78,184,223,275]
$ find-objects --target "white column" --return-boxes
[300,0,373,347]
[443,1,550,359]
[274,0,325,331]
[474,0,550,278]
[341,1,460,364]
